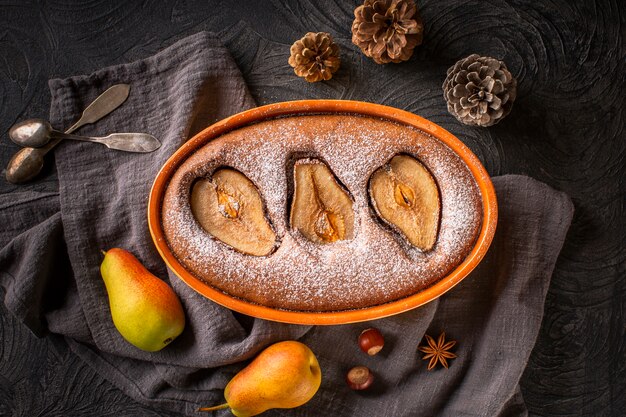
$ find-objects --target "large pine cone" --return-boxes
[443,54,517,127]
[288,32,340,82]
[351,0,423,64]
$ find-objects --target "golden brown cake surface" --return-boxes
[161,114,483,312]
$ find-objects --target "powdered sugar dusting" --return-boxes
[161,115,482,311]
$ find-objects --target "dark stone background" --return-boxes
[0,0,623,415]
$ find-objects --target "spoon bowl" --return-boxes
[9,118,54,148]
[6,146,47,184]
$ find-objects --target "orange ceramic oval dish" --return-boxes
[148,100,497,325]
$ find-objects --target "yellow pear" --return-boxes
[199,340,322,416]
[100,248,185,352]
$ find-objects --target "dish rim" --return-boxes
[148,100,498,325]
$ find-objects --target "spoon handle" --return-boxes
[36,137,63,155]
[66,84,130,134]
[39,84,131,156]
[58,132,161,153]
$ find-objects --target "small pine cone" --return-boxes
[351,0,423,64]
[288,32,340,82]
[443,54,517,127]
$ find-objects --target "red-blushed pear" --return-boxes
[100,248,185,352]
[199,340,322,417]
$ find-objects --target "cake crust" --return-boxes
[161,114,482,312]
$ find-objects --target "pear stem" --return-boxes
[198,403,229,412]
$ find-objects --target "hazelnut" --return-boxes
[346,366,374,390]
[358,328,384,355]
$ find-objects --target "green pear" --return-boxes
[199,340,322,416]
[100,248,185,352]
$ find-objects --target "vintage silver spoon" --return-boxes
[5,83,130,184]
[9,119,160,153]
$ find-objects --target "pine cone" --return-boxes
[443,54,517,127]
[351,0,423,64]
[288,32,340,82]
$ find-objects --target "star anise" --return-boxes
[418,332,457,370]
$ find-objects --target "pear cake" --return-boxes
[161,114,483,312]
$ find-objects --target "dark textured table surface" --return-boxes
[0,1,624,416]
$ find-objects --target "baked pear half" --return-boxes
[369,154,440,251]
[191,168,277,256]
[290,159,354,244]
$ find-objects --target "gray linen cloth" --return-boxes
[0,32,574,416]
